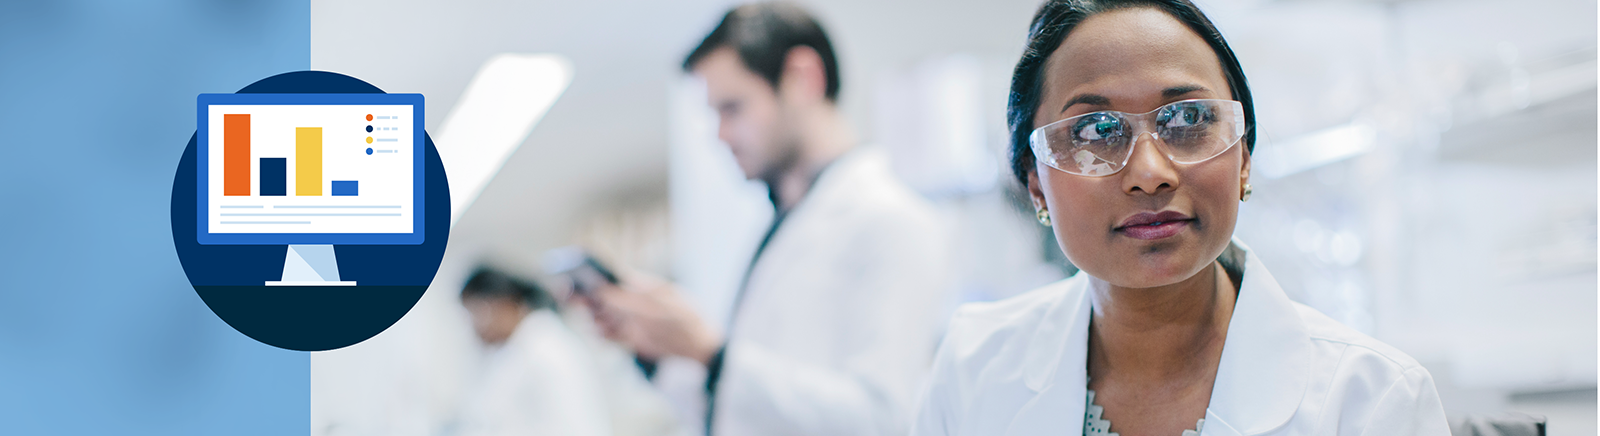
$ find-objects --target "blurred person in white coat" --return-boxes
[455,268,610,436]
[579,3,951,436]
[910,0,1449,435]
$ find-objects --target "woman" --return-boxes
[910,1,1450,435]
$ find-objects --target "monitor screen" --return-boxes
[196,93,425,245]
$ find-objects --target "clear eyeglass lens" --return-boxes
[1156,101,1223,161]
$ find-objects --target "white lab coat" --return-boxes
[455,310,611,436]
[911,240,1450,436]
[657,148,952,436]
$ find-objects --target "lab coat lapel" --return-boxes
[1203,240,1314,436]
[738,150,862,315]
[1003,277,1092,436]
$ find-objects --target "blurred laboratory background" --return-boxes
[308,0,1597,435]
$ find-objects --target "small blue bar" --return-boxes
[331,180,358,196]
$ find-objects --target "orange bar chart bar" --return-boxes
[223,114,251,196]
[296,127,323,196]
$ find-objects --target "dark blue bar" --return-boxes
[260,158,286,196]
[331,180,358,196]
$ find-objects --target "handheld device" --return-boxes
[543,246,619,297]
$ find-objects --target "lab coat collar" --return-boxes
[800,148,874,207]
[1203,240,1314,435]
[1009,239,1312,436]
[1005,272,1091,436]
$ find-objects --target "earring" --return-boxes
[1036,208,1052,227]
[1241,183,1253,202]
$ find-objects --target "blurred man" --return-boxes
[584,3,951,436]
[455,267,610,436]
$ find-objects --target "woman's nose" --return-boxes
[1120,132,1181,195]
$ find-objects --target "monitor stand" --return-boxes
[265,244,357,286]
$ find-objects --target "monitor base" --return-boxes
[268,244,356,286]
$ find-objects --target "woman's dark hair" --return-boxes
[683,1,842,102]
[1007,0,1255,186]
[461,267,556,311]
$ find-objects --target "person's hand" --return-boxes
[587,272,723,365]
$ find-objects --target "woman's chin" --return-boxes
[1088,257,1212,289]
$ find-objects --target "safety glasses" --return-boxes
[1029,99,1245,177]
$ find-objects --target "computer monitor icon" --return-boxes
[196,93,425,286]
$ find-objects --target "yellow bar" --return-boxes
[296,127,323,196]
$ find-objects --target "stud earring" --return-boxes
[1036,208,1052,227]
[1241,183,1253,202]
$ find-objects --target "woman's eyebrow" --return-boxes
[1059,94,1110,114]
[1163,84,1210,98]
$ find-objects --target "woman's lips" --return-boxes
[1115,211,1194,240]
[1117,220,1190,240]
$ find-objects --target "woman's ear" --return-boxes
[1238,145,1252,188]
[1027,169,1048,211]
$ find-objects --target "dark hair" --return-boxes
[1007,0,1255,186]
[683,1,841,102]
[461,267,556,311]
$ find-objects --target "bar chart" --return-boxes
[204,102,415,235]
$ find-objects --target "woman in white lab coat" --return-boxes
[910,1,1451,435]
